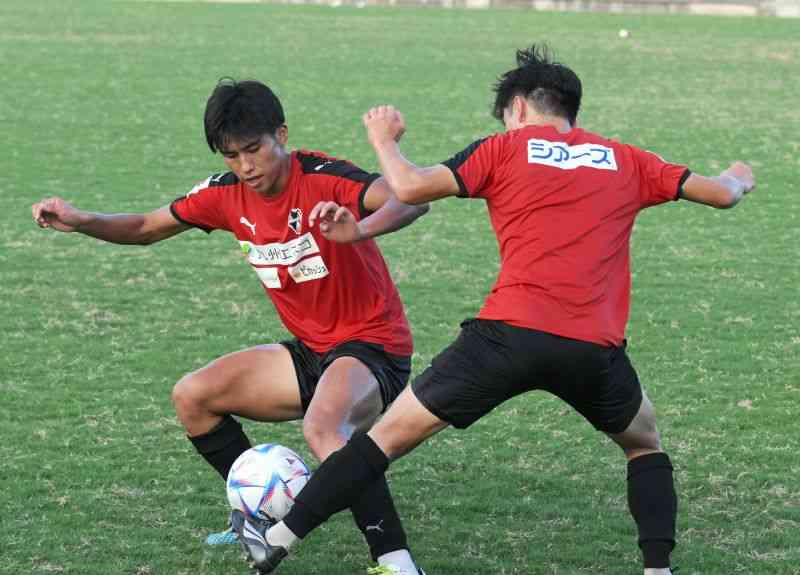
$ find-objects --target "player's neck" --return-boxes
[520,114,572,133]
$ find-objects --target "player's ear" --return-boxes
[514,95,526,124]
[275,124,288,146]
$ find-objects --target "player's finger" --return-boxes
[333,206,350,222]
[320,202,340,221]
[308,201,325,226]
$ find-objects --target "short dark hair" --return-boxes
[204,79,286,153]
[492,44,582,126]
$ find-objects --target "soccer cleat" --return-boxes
[205,526,238,546]
[367,564,426,575]
[230,509,287,574]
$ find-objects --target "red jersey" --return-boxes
[170,150,413,356]
[442,125,690,347]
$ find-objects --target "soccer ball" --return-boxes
[226,444,311,522]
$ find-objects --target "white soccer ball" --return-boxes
[618,28,630,39]
[226,444,311,522]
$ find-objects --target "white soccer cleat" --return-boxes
[367,563,426,575]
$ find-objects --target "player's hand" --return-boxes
[309,201,363,243]
[31,197,86,232]
[721,161,755,194]
[363,105,406,148]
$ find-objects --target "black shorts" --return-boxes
[411,318,643,433]
[281,339,411,412]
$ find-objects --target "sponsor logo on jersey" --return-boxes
[288,256,329,283]
[239,216,257,237]
[288,208,302,235]
[254,266,281,289]
[240,233,328,289]
[243,233,320,266]
[527,139,618,171]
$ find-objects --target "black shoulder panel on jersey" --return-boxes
[442,138,488,172]
[441,138,488,198]
[207,171,239,187]
[296,151,373,183]
[357,174,382,219]
[676,168,692,200]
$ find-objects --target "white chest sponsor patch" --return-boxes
[240,233,320,266]
[527,139,618,171]
[239,233,328,289]
[288,256,329,283]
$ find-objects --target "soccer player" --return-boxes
[31,79,429,575]
[232,46,755,575]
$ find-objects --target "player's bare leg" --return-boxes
[172,344,304,437]
[297,358,427,574]
[253,386,445,574]
[171,344,304,544]
[367,386,449,460]
[301,356,383,461]
[607,391,677,575]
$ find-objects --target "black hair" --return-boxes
[204,78,286,153]
[492,44,582,126]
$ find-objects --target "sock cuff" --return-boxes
[627,452,673,480]
[350,433,390,475]
[640,539,674,568]
[188,415,245,454]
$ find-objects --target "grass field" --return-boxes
[2,1,799,574]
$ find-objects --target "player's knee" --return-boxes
[302,416,346,461]
[171,371,210,415]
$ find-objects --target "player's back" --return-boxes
[444,125,688,346]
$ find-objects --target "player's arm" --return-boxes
[309,178,428,243]
[32,197,189,245]
[680,162,755,209]
[363,105,461,204]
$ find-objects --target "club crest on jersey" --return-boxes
[288,208,303,235]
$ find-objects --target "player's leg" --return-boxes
[249,319,526,574]
[266,385,446,542]
[606,391,677,575]
[550,338,677,575]
[171,343,303,484]
[235,386,445,574]
[301,352,423,572]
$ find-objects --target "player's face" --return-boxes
[220,127,289,196]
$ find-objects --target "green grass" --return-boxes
[2,1,799,574]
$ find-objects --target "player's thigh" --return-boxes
[304,355,384,438]
[369,386,449,461]
[543,339,644,435]
[411,318,527,430]
[181,344,303,422]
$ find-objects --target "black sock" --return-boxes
[627,452,678,569]
[188,415,252,480]
[350,476,408,560]
[284,433,389,539]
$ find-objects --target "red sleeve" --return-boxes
[440,135,503,199]
[169,175,233,233]
[629,146,691,208]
